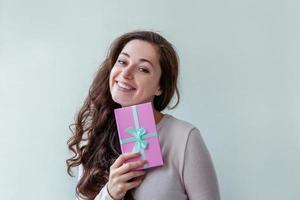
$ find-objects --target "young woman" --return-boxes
[67,31,220,200]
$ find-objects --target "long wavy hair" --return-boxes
[66,30,180,200]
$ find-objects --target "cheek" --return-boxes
[139,76,160,93]
[109,70,116,90]
[109,67,118,83]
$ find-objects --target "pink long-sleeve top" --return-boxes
[77,114,220,200]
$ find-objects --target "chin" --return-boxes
[111,93,151,107]
[112,97,135,107]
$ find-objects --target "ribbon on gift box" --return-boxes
[120,105,158,169]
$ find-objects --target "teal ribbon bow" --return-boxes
[125,127,148,152]
[120,105,158,169]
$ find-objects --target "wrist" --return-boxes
[106,185,123,200]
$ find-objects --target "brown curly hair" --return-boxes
[66,30,180,200]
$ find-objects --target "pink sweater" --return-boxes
[77,114,220,200]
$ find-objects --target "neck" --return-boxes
[154,110,164,125]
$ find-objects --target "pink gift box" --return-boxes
[114,102,164,170]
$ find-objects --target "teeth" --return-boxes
[117,81,134,90]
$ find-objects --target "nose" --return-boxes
[121,65,134,80]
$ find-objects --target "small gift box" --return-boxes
[114,102,164,170]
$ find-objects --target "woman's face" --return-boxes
[109,39,162,107]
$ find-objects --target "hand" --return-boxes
[107,152,147,200]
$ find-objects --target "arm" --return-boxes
[76,152,145,200]
[182,128,220,200]
[76,165,115,200]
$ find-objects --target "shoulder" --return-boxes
[158,113,202,157]
[162,115,205,153]
[158,114,197,135]
[157,114,205,174]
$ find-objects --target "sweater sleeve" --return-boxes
[76,165,115,200]
[182,128,220,200]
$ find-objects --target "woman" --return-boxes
[67,31,220,200]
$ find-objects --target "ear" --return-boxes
[155,87,162,96]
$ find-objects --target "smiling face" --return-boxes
[109,39,162,107]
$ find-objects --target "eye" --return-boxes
[139,67,150,73]
[117,59,126,65]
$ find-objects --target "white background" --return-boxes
[1,0,299,199]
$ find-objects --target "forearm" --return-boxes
[77,165,115,200]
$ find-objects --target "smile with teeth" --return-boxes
[116,81,135,91]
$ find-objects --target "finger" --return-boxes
[124,178,144,190]
[116,160,148,175]
[118,170,146,182]
[111,152,141,169]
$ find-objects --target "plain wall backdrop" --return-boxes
[0,0,299,199]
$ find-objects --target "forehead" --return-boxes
[120,39,159,63]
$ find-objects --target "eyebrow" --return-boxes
[120,52,154,67]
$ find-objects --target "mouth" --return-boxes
[115,81,136,92]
